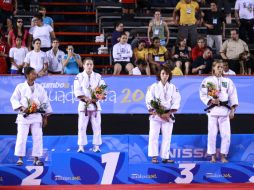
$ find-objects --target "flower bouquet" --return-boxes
[149,98,175,121]
[204,82,221,112]
[91,84,108,100]
[149,98,166,115]
[23,98,47,118]
[84,84,108,116]
[206,82,219,99]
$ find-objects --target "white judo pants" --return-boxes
[14,123,43,157]
[78,111,102,146]
[207,115,231,155]
[148,119,173,159]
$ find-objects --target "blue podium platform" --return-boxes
[1,135,254,185]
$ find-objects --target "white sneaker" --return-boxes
[77,146,85,153]
[92,145,101,153]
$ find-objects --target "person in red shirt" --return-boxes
[0,0,17,32]
[0,34,9,74]
[191,37,206,61]
[8,18,29,47]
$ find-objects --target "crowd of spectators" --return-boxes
[0,0,253,76]
[0,2,84,76]
[110,0,254,75]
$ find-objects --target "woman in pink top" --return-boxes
[8,18,29,47]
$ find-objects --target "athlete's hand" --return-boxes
[160,113,170,122]
[229,109,235,119]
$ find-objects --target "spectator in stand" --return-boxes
[205,0,232,24]
[8,18,29,47]
[235,0,254,44]
[46,38,65,74]
[223,61,236,75]
[0,34,9,74]
[28,13,55,52]
[9,36,28,74]
[0,0,17,33]
[191,37,206,61]
[39,6,54,29]
[112,22,129,46]
[120,0,135,20]
[113,33,133,75]
[169,60,184,76]
[24,38,48,77]
[62,45,82,75]
[173,0,200,47]
[172,37,191,75]
[239,51,253,75]
[148,37,169,74]
[132,59,147,75]
[220,29,249,74]
[203,1,225,55]
[147,10,170,46]
[192,48,213,74]
[30,17,37,27]
[133,39,150,75]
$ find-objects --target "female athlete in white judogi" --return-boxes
[146,65,181,163]
[200,60,238,163]
[10,67,52,166]
[74,57,106,153]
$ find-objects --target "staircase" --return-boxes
[39,0,112,73]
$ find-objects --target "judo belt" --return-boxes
[165,110,175,121]
[85,102,98,117]
[204,101,231,112]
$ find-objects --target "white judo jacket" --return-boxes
[146,81,181,122]
[200,76,238,116]
[74,71,105,112]
[10,81,52,124]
